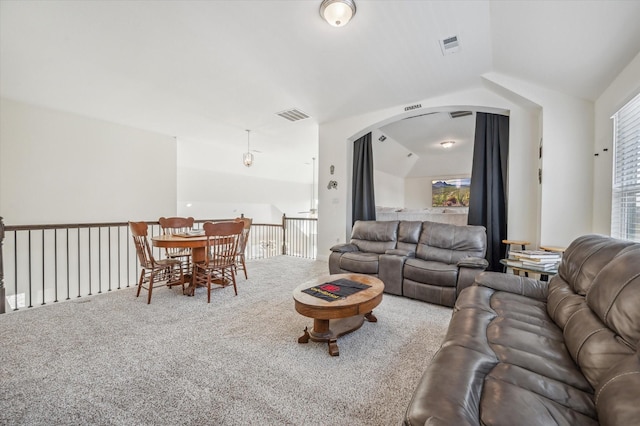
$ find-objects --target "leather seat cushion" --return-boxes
[406,286,599,426]
[339,252,380,274]
[404,258,457,287]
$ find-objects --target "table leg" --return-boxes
[328,339,339,356]
[184,246,206,296]
[298,327,310,343]
[365,311,377,322]
[297,316,370,356]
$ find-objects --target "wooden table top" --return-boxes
[539,245,566,253]
[151,234,208,248]
[293,273,384,320]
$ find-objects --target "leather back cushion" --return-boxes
[559,238,640,389]
[415,221,486,264]
[558,234,635,296]
[396,221,422,252]
[586,245,640,350]
[350,220,398,254]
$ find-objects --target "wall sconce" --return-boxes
[327,180,338,189]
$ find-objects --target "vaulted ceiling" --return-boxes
[2,1,639,181]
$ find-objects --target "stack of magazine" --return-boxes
[508,249,561,271]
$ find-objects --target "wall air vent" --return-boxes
[449,111,472,119]
[276,108,310,122]
[439,35,460,55]
[402,112,438,121]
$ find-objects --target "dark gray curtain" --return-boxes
[468,113,509,272]
[352,132,376,224]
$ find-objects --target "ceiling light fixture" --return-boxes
[440,140,456,149]
[243,130,254,167]
[320,0,356,27]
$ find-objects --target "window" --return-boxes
[611,92,640,242]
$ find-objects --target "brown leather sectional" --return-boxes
[329,220,489,307]
[404,234,640,425]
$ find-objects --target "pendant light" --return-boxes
[243,130,254,167]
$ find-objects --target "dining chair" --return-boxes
[130,221,185,304]
[234,217,253,279]
[193,221,244,303]
[159,216,195,274]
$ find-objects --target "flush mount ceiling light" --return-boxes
[243,130,254,167]
[320,0,356,27]
[440,140,456,149]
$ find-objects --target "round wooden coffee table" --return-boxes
[293,273,384,356]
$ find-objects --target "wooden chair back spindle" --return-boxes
[193,221,244,303]
[130,221,155,269]
[129,221,185,304]
[234,217,252,279]
[159,216,195,272]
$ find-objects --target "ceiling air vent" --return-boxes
[378,135,387,142]
[276,108,310,122]
[439,35,460,55]
[449,111,472,119]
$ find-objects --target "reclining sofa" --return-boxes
[329,220,488,307]
[405,234,640,425]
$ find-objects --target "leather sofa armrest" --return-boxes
[379,252,412,296]
[457,257,488,269]
[473,271,549,300]
[456,258,489,297]
[330,243,359,253]
[385,248,415,257]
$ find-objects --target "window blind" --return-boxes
[611,92,640,242]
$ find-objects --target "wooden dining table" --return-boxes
[151,233,208,296]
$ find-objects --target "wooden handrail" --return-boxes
[0,214,317,313]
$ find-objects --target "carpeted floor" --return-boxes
[0,256,452,426]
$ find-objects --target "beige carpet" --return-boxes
[0,256,452,426]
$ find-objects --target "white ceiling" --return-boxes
[378,111,477,178]
[2,1,639,181]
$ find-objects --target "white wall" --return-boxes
[483,72,594,247]
[593,52,640,235]
[317,86,539,261]
[177,137,315,223]
[177,167,312,223]
[0,98,177,225]
[373,170,404,208]
[404,177,431,209]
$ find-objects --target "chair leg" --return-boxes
[230,268,238,296]
[241,255,248,279]
[207,273,212,304]
[176,264,185,294]
[147,272,155,304]
[136,270,145,298]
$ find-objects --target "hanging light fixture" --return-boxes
[320,0,356,27]
[243,130,254,167]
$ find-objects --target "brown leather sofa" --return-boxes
[404,234,640,425]
[329,220,488,307]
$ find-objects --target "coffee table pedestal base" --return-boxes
[298,312,377,356]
